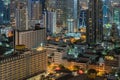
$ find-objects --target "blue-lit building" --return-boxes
[113,5,120,27]
[103,0,109,25]
[0,0,10,25]
[102,0,112,25]
[79,9,87,28]
[113,5,120,36]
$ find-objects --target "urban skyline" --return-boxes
[0,0,120,80]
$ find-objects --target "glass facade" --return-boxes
[113,7,120,26]
[0,0,10,25]
[113,6,120,35]
[79,10,87,28]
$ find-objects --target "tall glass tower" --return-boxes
[113,5,120,36]
[0,0,10,25]
[113,6,120,27]
[87,0,103,44]
[66,0,79,32]
[103,0,109,25]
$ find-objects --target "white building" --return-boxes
[47,11,57,34]
[15,29,46,49]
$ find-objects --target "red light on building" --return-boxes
[55,67,61,71]
[78,70,84,74]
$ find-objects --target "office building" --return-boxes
[0,0,10,25]
[0,50,47,80]
[14,0,44,30]
[113,5,120,36]
[28,0,42,20]
[113,5,120,27]
[66,0,79,32]
[10,0,17,28]
[47,0,66,33]
[56,0,66,28]
[47,11,57,34]
[46,0,56,11]
[47,0,80,33]
[102,0,113,25]
[79,9,87,28]
[40,0,46,13]
[15,29,46,49]
[15,2,29,30]
[86,0,103,44]
[27,0,43,29]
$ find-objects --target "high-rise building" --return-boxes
[27,0,43,29]
[12,0,45,30]
[46,0,56,11]
[47,0,80,33]
[47,11,56,34]
[79,9,87,28]
[0,50,47,80]
[28,0,42,20]
[15,2,29,30]
[47,0,66,33]
[10,0,17,28]
[0,0,10,25]
[86,0,103,44]
[56,0,66,28]
[66,0,79,32]
[15,29,46,49]
[102,0,114,26]
[113,5,120,27]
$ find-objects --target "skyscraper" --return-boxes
[103,0,110,25]
[28,0,43,29]
[10,0,17,28]
[113,5,120,27]
[15,2,28,30]
[28,0,42,20]
[66,0,79,32]
[87,0,103,44]
[47,11,56,34]
[0,0,10,25]
[46,0,66,33]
